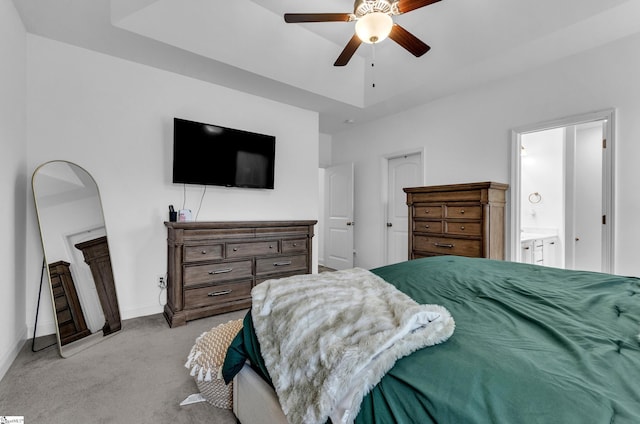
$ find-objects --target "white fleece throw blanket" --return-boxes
[251,267,455,424]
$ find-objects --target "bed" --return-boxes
[224,255,640,423]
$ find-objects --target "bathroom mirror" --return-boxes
[32,160,121,357]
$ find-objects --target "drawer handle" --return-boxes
[232,247,238,252]
[208,290,232,297]
[433,242,454,249]
[460,226,465,230]
[269,245,274,249]
[201,250,207,254]
[273,261,292,267]
[460,209,465,214]
[209,268,233,274]
[424,210,430,214]
[425,225,430,228]
[292,243,298,247]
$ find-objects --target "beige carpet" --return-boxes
[0,310,248,424]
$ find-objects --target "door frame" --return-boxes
[381,148,426,265]
[509,109,615,272]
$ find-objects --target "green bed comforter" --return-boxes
[223,256,640,423]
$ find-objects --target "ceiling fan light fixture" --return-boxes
[355,12,393,44]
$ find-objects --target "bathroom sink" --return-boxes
[521,233,554,242]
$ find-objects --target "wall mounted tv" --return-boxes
[172,118,276,189]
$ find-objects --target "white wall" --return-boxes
[333,31,640,276]
[319,133,332,168]
[25,35,319,337]
[317,133,332,265]
[317,168,325,265]
[520,128,564,233]
[0,0,27,382]
[35,194,103,264]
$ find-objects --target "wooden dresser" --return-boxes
[48,261,91,345]
[164,220,316,327]
[404,182,508,260]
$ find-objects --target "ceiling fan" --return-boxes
[284,0,441,66]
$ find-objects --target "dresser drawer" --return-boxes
[255,270,305,286]
[445,221,482,236]
[59,321,77,339]
[183,244,223,263]
[282,238,308,253]
[413,220,443,233]
[414,235,482,257]
[184,280,252,310]
[445,205,482,219]
[226,241,278,258]
[183,260,252,287]
[414,205,443,219]
[54,295,70,313]
[256,254,307,275]
[51,282,65,297]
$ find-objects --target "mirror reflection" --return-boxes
[32,160,121,357]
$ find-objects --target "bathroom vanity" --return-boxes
[520,232,559,267]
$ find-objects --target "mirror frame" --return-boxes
[32,160,121,357]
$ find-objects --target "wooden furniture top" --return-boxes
[164,220,318,230]
[404,181,509,194]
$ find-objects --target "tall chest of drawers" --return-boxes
[164,220,316,327]
[404,182,508,260]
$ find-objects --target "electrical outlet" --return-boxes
[158,275,167,289]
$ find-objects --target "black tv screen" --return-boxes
[172,118,275,189]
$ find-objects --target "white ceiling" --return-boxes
[13,0,640,134]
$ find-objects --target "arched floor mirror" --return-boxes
[32,160,121,357]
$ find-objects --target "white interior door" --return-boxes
[386,153,422,265]
[324,163,354,270]
[571,122,603,271]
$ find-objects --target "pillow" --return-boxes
[184,319,243,409]
[221,328,248,384]
[221,310,272,386]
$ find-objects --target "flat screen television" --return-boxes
[172,118,275,189]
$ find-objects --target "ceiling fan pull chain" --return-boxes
[372,44,376,88]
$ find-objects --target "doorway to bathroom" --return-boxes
[510,110,615,273]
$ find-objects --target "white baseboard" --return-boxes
[0,326,27,383]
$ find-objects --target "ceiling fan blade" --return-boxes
[396,0,441,14]
[334,34,362,66]
[284,13,352,23]
[389,24,431,57]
